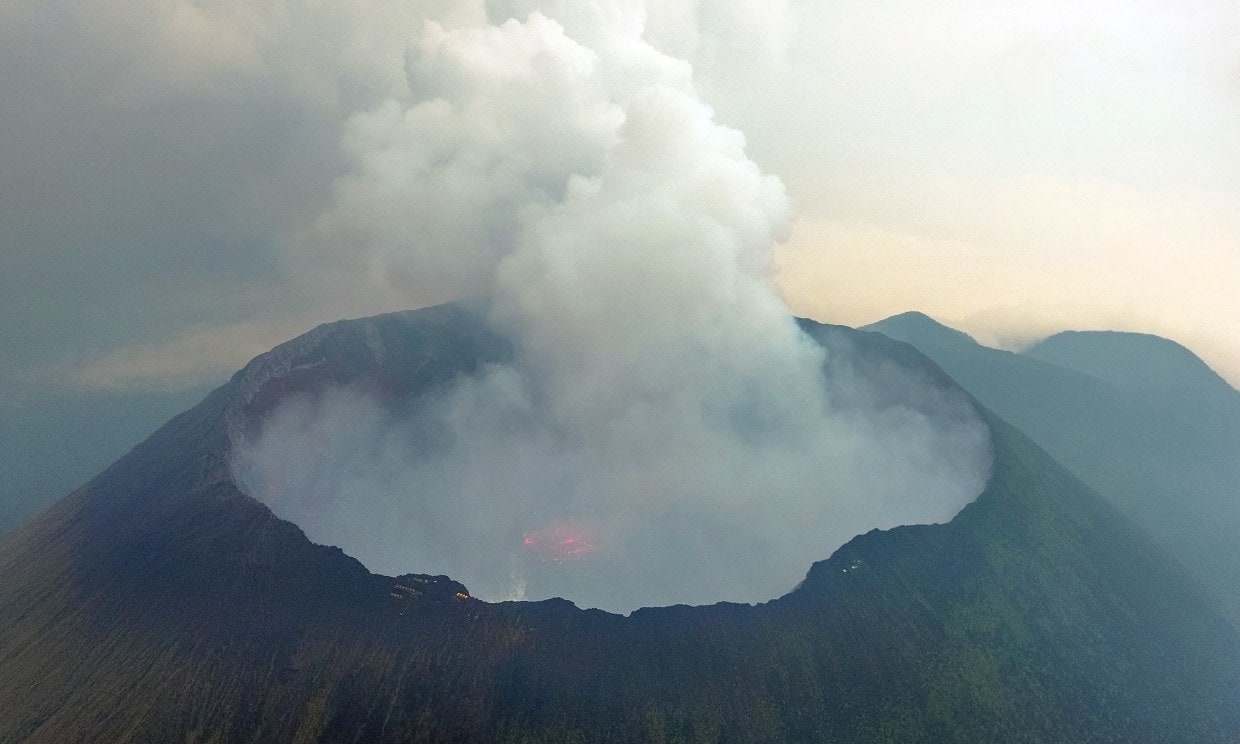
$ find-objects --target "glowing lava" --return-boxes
[521,522,598,562]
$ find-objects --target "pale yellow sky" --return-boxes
[710,0,1240,390]
[773,172,1240,388]
[3,0,1236,401]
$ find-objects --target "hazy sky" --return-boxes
[756,1,1240,385]
[211,1,994,610]
[1,0,1237,413]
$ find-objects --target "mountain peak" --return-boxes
[2,305,1240,740]
[1026,330,1238,398]
[862,311,980,349]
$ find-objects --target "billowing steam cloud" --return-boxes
[234,2,992,613]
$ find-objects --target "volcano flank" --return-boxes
[1,304,1238,742]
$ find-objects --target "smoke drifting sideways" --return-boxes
[232,3,993,614]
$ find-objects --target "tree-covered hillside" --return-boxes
[866,312,1240,622]
[1,306,1236,742]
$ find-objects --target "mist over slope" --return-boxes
[223,2,992,613]
[867,312,1240,619]
[232,306,989,612]
[3,311,1239,742]
[1027,330,1240,404]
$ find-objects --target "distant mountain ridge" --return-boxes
[0,304,1237,741]
[1027,330,1239,399]
[866,312,1240,621]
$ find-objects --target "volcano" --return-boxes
[1,303,1238,742]
[867,312,1240,622]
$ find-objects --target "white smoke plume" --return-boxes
[234,1,992,613]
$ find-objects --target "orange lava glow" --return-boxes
[521,522,598,562]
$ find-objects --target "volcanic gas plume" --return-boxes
[233,2,992,613]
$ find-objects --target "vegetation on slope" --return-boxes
[867,312,1240,622]
[1,306,1237,742]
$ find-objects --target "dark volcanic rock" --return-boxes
[1,303,1238,743]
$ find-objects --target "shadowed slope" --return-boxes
[867,312,1240,621]
[1,304,1237,742]
[1027,330,1238,401]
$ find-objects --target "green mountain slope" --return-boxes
[1,305,1237,742]
[1027,330,1238,401]
[865,313,1240,621]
